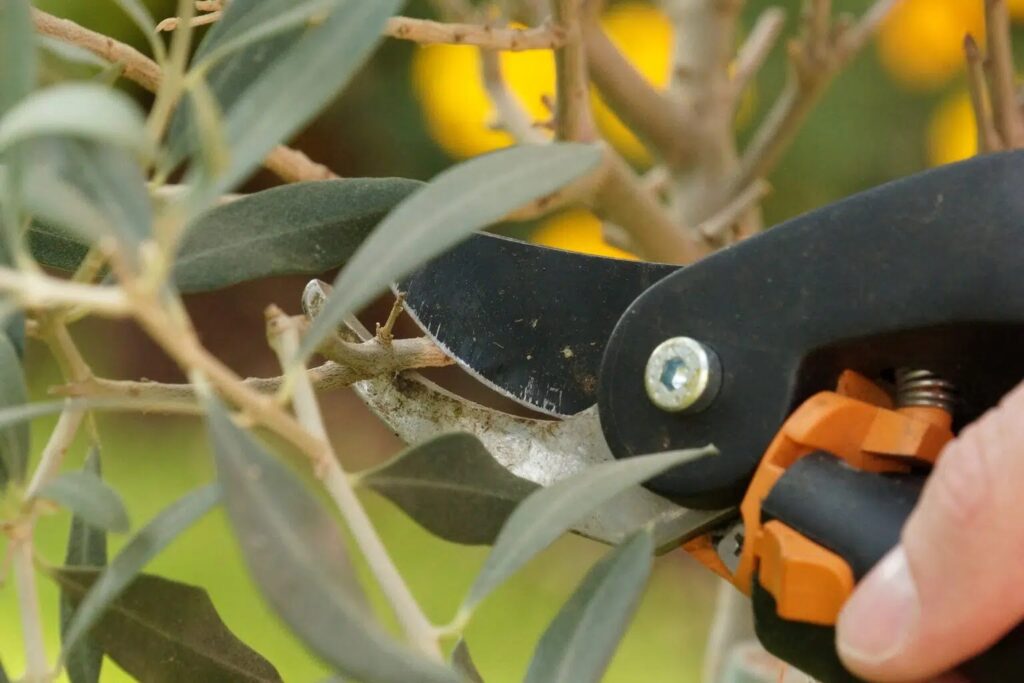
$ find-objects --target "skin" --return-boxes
[835,380,1024,682]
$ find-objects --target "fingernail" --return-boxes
[837,545,920,666]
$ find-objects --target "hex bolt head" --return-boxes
[644,337,722,413]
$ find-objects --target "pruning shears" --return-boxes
[344,151,1024,681]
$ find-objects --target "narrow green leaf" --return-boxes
[0,84,148,155]
[462,446,715,612]
[164,0,300,167]
[205,399,458,683]
[61,449,107,683]
[361,433,537,545]
[524,529,653,683]
[61,484,221,657]
[0,0,35,116]
[0,333,28,489]
[28,221,91,272]
[54,569,283,683]
[174,178,421,292]
[20,138,152,246]
[451,640,484,683]
[38,470,130,533]
[191,0,340,75]
[201,0,402,195]
[0,656,9,683]
[301,143,604,358]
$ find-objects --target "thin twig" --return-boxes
[984,0,1024,146]
[147,0,197,145]
[375,294,405,344]
[697,179,772,240]
[12,534,47,683]
[155,11,222,32]
[580,3,693,167]
[57,329,452,413]
[964,34,1003,153]
[593,153,709,263]
[157,6,565,51]
[31,8,339,184]
[665,0,755,240]
[731,8,787,99]
[266,309,443,660]
[480,49,548,144]
[553,0,596,142]
[386,17,566,50]
[24,408,86,500]
[0,268,131,317]
[729,0,899,200]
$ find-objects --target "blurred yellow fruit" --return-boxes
[927,91,976,166]
[1012,0,1024,20]
[531,209,637,260]
[877,0,984,90]
[412,3,673,163]
[411,39,554,159]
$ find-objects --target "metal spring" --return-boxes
[896,368,956,411]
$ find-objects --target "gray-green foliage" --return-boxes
[524,530,654,683]
[206,398,458,683]
[0,0,35,117]
[60,485,222,657]
[361,432,538,545]
[463,447,715,612]
[0,2,676,682]
[38,468,130,533]
[173,178,422,292]
[55,568,282,682]
[61,449,108,683]
[0,334,28,489]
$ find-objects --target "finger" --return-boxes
[835,380,1024,682]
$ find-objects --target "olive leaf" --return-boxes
[523,529,653,683]
[174,178,422,292]
[205,399,459,683]
[19,138,152,248]
[461,446,716,612]
[0,83,148,155]
[38,469,131,533]
[60,484,221,657]
[360,432,538,545]
[0,0,35,117]
[301,143,605,358]
[27,221,90,272]
[28,178,421,291]
[0,333,28,490]
[54,568,282,683]
[175,0,402,197]
[61,449,108,683]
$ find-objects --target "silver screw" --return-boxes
[644,337,722,413]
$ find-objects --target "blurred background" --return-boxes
[3,0,1021,680]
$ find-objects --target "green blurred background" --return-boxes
[2,0,1018,680]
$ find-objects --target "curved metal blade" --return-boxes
[300,278,734,548]
[352,370,731,550]
[399,233,677,417]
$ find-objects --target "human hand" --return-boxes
[835,381,1024,681]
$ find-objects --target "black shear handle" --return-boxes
[751,452,1024,683]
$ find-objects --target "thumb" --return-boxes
[835,380,1024,682]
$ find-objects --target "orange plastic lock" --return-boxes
[681,370,955,627]
[756,520,854,626]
